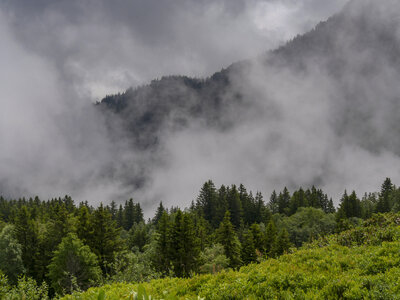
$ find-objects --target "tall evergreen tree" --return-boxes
[250,223,265,254]
[153,201,165,225]
[123,199,135,230]
[214,185,228,227]
[196,180,218,225]
[88,204,123,274]
[278,187,291,215]
[226,185,243,229]
[155,211,171,275]
[265,219,277,257]
[14,206,38,278]
[376,178,393,213]
[241,230,257,264]
[273,228,291,256]
[269,191,279,214]
[169,210,199,277]
[217,211,242,268]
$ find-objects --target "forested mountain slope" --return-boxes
[97,0,400,198]
[62,212,400,299]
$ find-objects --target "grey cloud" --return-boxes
[0,0,347,98]
[3,0,394,216]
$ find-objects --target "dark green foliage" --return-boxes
[269,190,279,214]
[265,219,277,257]
[241,230,257,264]
[376,178,393,213]
[284,207,336,247]
[154,212,171,275]
[48,233,101,295]
[250,223,265,254]
[169,210,200,277]
[0,225,24,283]
[195,180,218,227]
[337,190,361,220]
[128,222,149,252]
[217,211,242,268]
[2,178,400,298]
[273,228,291,256]
[152,202,165,225]
[86,204,123,274]
[14,206,38,278]
[226,185,243,229]
[278,187,291,215]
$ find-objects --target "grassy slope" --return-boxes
[62,214,400,299]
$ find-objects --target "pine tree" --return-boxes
[337,190,361,219]
[116,204,124,228]
[153,201,165,225]
[241,230,257,265]
[265,219,277,257]
[128,221,149,252]
[88,204,123,274]
[214,185,228,227]
[133,203,144,224]
[196,180,218,225]
[217,211,242,268]
[155,211,171,275]
[376,178,393,213]
[226,185,243,229]
[123,199,135,230]
[269,191,279,214]
[254,192,265,224]
[326,198,336,213]
[14,206,38,278]
[109,201,117,220]
[76,205,93,246]
[273,228,291,256]
[278,187,291,215]
[250,223,265,254]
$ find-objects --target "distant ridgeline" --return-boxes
[0,178,399,298]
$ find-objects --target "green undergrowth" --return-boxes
[62,213,400,300]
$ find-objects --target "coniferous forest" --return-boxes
[0,178,399,298]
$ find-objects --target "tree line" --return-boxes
[0,178,398,297]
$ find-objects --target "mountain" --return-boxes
[97,0,400,197]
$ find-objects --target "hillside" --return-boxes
[96,0,400,199]
[62,213,400,299]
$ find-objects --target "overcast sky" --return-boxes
[0,0,347,100]
[4,0,381,213]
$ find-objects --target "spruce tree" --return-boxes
[278,187,291,215]
[226,185,243,229]
[376,178,393,213]
[153,201,165,225]
[269,191,279,214]
[241,230,257,265]
[88,204,123,274]
[14,206,38,278]
[217,211,242,268]
[265,219,277,257]
[273,228,291,256]
[196,180,218,225]
[155,211,171,275]
[250,223,265,254]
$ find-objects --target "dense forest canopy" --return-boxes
[0,177,399,298]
